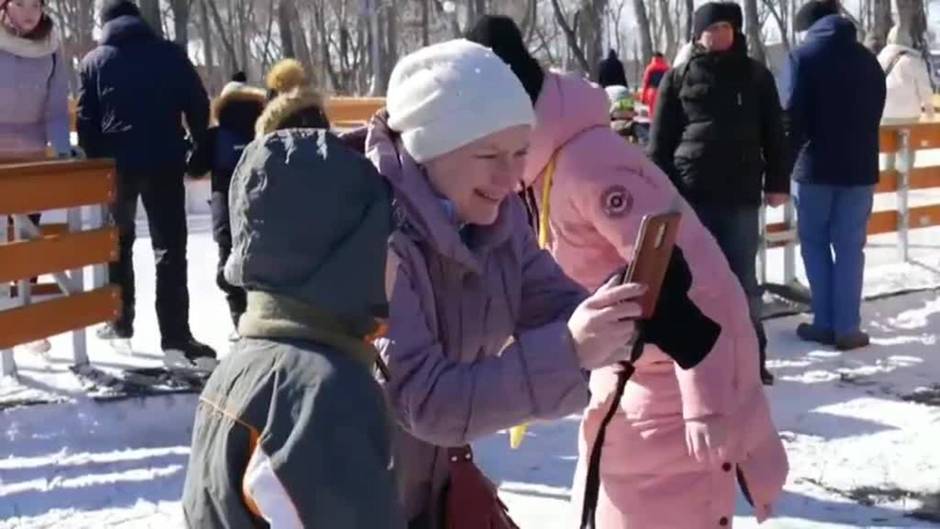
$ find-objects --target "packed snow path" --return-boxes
[2,214,939,528]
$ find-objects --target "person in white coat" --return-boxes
[878,26,935,172]
[879,26,934,121]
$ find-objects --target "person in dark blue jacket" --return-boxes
[187,76,266,335]
[76,0,215,365]
[782,0,886,351]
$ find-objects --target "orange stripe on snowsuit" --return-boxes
[198,396,264,520]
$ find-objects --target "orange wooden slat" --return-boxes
[0,227,118,283]
[910,166,940,191]
[5,222,70,240]
[0,159,115,214]
[909,203,940,230]
[867,210,899,235]
[880,128,900,154]
[9,283,63,297]
[876,170,898,193]
[325,97,384,124]
[908,122,940,150]
[0,286,120,349]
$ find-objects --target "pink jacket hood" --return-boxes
[523,72,610,187]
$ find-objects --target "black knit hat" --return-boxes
[795,0,840,32]
[100,0,140,24]
[466,15,544,105]
[693,2,743,39]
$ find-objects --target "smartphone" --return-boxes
[618,211,682,319]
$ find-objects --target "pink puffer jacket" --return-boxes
[524,72,789,529]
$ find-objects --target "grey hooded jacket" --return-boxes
[182,129,405,529]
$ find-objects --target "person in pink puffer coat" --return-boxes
[469,16,788,528]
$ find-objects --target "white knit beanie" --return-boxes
[386,39,535,163]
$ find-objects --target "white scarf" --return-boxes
[0,22,59,59]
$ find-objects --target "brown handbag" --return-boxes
[445,446,520,529]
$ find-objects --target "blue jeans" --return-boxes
[691,204,767,362]
[794,182,875,336]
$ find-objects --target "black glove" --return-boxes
[619,247,721,369]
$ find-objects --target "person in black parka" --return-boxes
[649,2,788,385]
[76,0,215,363]
[188,75,266,333]
[596,48,629,88]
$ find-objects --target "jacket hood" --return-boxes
[0,21,59,58]
[805,15,856,45]
[649,56,669,68]
[522,72,609,187]
[100,15,154,46]
[255,87,327,137]
[365,112,515,273]
[212,84,265,128]
[225,129,393,328]
[878,43,920,69]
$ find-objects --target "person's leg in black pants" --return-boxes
[693,203,772,384]
[211,190,246,329]
[216,243,246,328]
[137,172,192,346]
[103,177,141,339]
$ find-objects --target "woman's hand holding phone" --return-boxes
[568,276,646,370]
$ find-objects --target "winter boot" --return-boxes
[163,336,218,371]
[97,323,133,354]
[796,323,835,345]
[835,331,870,351]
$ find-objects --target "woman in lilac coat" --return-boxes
[367,40,646,528]
[1,0,69,353]
[0,0,69,158]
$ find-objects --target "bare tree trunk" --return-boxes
[206,0,239,71]
[279,0,296,57]
[139,0,164,38]
[872,0,892,46]
[198,0,219,92]
[367,0,385,95]
[473,0,486,20]
[657,0,675,58]
[744,0,765,63]
[762,0,789,52]
[549,0,590,72]
[386,0,398,79]
[684,0,693,42]
[420,0,430,46]
[633,0,653,65]
[896,0,928,50]
[169,0,190,47]
[583,0,607,70]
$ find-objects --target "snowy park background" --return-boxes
[3,164,940,527]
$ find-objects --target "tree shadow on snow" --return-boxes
[0,451,188,520]
[735,488,940,527]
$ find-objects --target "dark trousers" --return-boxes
[210,190,245,328]
[216,243,246,328]
[691,203,769,368]
[109,171,191,343]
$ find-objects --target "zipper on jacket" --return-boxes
[737,92,743,106]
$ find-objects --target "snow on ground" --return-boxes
[2,208,940,528]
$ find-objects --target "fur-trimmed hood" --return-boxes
[212,82,265,127]
[255,87,327,137]
[0,20,59,58]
